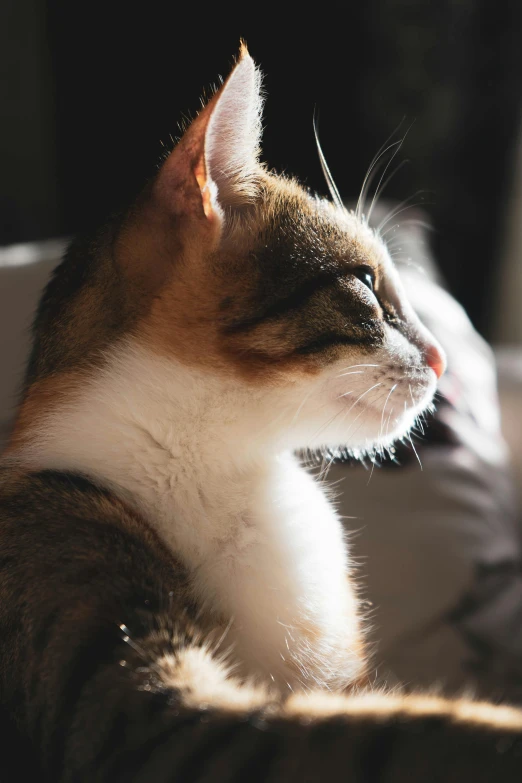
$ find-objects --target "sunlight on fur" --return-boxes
[10,46,447,693]
[3,43,520,783]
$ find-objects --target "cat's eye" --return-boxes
[354,267,376,293]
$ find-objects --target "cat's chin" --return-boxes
[305,412,421,459]
[301,374,437,455]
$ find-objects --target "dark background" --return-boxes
[2,1,521,334]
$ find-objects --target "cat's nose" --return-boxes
[425,344,446,379]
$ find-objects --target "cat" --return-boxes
[0,43,521,781]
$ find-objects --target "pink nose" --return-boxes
[425,344,446,379]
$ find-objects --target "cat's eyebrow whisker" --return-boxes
[313,110,344,211]
[376,193,423,234]
[379,223,401,240]
[368,158,410,225]
[387,255,425,275]
[376,191,431,235]
[367,122,414,226]
[388,217,433,232]
[356,153,389,223]
[356,118,406,220]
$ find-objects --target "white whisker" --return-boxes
[380,384,398,440]
[377,191,431,235]
[368,158,410,223]
[366,454,378,486]
[367,122,414,225]
[385,406,394,440]
[356,118,406,220]
[408,430,423,470]
[367,383,397,486]
[356,154,389,221]
[340,382,383,411]
[380,223,401,240]
[336,363,381,379]
[313,111,344,211]
[339,386,387,446]
[337,363,381,373]
[291,385,317,426]
[212,616,235,655]
[311,406,346,441]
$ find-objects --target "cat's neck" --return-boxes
[18,342,269,530]
[14,341,364,689]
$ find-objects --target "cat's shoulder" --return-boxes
[0,464,176,574]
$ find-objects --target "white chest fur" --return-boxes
[158,454,362,689]
[18,344,364,690]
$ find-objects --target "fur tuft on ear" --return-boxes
[205,45,264,208]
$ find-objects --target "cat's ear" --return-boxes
[154,45,263,232]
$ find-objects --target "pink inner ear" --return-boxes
[194,157,213,220]
[153,105,218,226]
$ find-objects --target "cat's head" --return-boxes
[19,45,444,459]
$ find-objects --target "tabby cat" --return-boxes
[1,45,521,781]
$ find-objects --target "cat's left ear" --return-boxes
[155,45,263,232]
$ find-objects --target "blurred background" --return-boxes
[1,0,521,338]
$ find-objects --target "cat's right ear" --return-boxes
[153,45,263,239]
